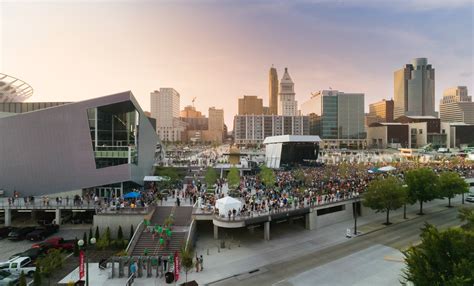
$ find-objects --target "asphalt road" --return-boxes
[211,205,469,286]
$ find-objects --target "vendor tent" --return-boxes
[123,191,141,199]
[215,196,242,217]
[378,166,396,172]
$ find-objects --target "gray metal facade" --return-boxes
[0,91,158,196]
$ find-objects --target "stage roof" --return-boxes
[263,135,322,145]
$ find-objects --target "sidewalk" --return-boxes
[184,195,469,285]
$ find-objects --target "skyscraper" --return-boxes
[269,66,279,115]
[368,99,394,123]
[440,86,474,124]
[301,90,365,149]
[150,88,184,142]
[393,58,436,119]
[278,67,298,116]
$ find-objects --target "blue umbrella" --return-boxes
[123,191,141,199]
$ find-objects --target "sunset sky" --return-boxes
[1,0,472,127]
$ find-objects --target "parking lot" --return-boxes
[0,224,90,262]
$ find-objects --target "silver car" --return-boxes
[0,270,19,286]
[466,194,474,203]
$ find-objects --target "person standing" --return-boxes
[195,255,200,272]
[200,255,204,270]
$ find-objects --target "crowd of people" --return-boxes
[195,159,474,220]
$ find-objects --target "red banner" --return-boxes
[79,250,85,280]
[174,251,180,281]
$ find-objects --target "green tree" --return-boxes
[82,231,88,247]
[96,227,111,250]
[438,171,469,207]
[33,267,42,286]
[130,224,134,241]
[205,167,218,188]
[227,167,240,188]
[36,249,64,285]
[19,271,27,286]
[259,166,275,188]
[73,237,79,257]
[117,225,123,241]
[458,208,474,230]
[293,169,305,186]
[95,226,100,241]
[363,176,407,225]
[180,245,194,283]
[405,168,439,215]
[403,223,474,286]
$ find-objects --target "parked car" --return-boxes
[0,227,13,239]
[7,227,35,241]
[26,224,59,241]
[9,247,46,262]
[0,270,19,286]
[0,257,36,277]
[32,236,75,252]
[466,193,474,203]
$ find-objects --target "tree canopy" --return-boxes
[405,168,439,215]
[403,223,474,286]
[259,166,276,188]
[363,176,407,225]
[205,167,218,188]
[227,167,240,187]
[437,171,469,207]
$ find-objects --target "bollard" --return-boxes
[218,246,220,253]
[207,248,209,255]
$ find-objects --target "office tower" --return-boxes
[440,86,474,124]
[150,88,183,142]
[238,95,263,115]
[301,90,365,149]
[207,107,224,143]
[233,114,309,145]
[278,68,298,116]
[368,99,394,123]
[393,58,436,119]
[269,66,279,115]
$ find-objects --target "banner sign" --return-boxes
[174,251,180,281]
[79,250,85,279]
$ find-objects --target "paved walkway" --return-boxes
[58,195,469,285]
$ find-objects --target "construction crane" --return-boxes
[192,97,197,107]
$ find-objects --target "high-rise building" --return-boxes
[150,88,183,142]
[233,115,309,145]
[208,107,224,131]
[368,99,394,124]
[278,68,298,116]
[269,66,279,115]
[180,105,204,118]
[393,58,436,119]
[301,90,365,149]
[439,86,474,124]
[238,95,263,115]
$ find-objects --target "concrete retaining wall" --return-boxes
[93,214,144,239]
[306,202,354,230]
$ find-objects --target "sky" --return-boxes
[1,0,473,128]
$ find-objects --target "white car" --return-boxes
[466,194,474,203]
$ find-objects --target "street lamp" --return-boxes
[402,185,408,219]
[78,237,96,286]
[353,195,360,236]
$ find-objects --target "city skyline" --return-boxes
[1,0,472,127]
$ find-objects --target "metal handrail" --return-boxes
[125,221,144,254]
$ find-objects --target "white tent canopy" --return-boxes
[215,196,242,217]
[378,166,396,172]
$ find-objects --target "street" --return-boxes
[211,205,468,286]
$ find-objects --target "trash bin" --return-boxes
[165,271,174,284]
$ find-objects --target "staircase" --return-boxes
[130,206,193,257]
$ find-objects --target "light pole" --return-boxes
[402,185,408,219]
[461,177,465,204]
[353,195,359,236]
[78,237,96,286]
